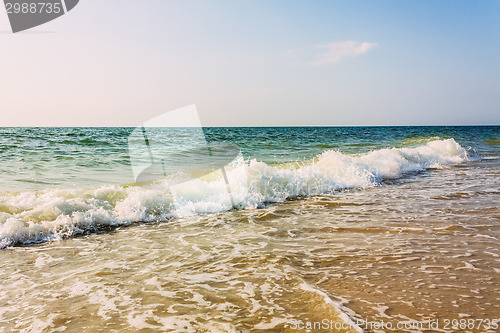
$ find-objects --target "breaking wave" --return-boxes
[0,139,468,248]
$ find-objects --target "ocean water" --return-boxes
[0,126,499,332]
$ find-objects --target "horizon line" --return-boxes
[1,124,499,128]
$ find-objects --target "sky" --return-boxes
[1,0,499,126]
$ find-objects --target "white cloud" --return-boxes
[309,41,378,66]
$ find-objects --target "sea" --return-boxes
[0,126,499,332]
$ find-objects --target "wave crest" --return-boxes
[0,139,468,248]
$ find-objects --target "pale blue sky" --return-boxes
[1,0,499,126]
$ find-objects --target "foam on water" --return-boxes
[0,139,468,248]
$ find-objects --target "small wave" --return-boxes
[316,144,338,149]
[484,138,500,144]
[0,139,468,248]
[79,138,111,146]
[299,283,364,333]
[401,136,442,146]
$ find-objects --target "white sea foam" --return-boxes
[0,139,468,247]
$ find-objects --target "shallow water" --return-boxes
[0,126,499,332]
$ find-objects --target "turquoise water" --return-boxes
[1,126,498,192]
[0,126,499,332]
[0,126,499,249]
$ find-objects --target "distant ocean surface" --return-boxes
[0,126,499,332]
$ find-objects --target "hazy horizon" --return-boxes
[1,125,500,128]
